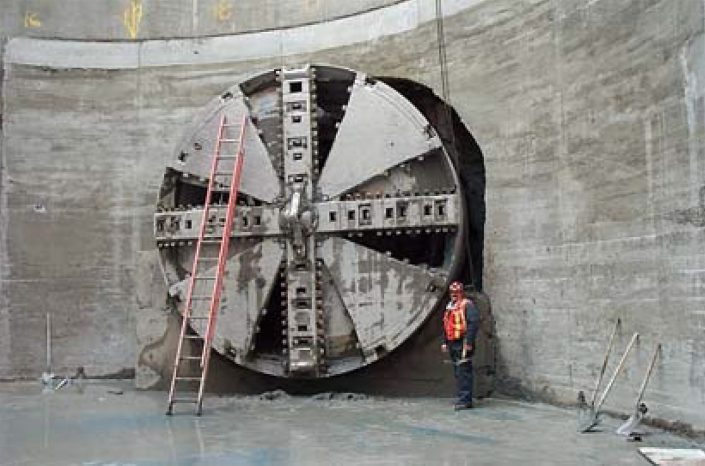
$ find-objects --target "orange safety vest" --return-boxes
[443,298,468,341]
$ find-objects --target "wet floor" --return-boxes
[0,381,701,465]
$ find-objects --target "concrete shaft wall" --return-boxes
[1,0,704,430]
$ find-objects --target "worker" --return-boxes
[441,281,480,410]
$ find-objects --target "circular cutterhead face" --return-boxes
[155,65,464,378]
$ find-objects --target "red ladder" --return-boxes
[166,114,246,415]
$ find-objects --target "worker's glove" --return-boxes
[463,343,473,353]
[441,343,448,353]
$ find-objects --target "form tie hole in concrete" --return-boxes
[33,201,47,213]
[375,345,388,358]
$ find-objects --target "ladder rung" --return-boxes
[222,124,241,128]
[171,398,198,404]
[190,296,211,300]
[175,376,202,382]
[201,239,222,244]
[218,155,238,160]
[214,172,233,176]
[195,276,217,280]
[219,138,240,143]
[183,334,203,339]
[180,355,202,360]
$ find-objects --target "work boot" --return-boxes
[454,403,473,411]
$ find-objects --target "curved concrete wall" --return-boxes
[1,0,704,431]
[2,0,404,40]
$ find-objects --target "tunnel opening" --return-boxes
[349,231,451,268]
[314,69,355,174]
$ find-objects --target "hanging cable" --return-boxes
[435,0,451,108]
[435,0,477,290]
[435,0,458,164]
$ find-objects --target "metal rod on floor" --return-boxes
[46,313,51,373]
[590,318,620,407]
[634,343,661,410]
[595,332,639,412]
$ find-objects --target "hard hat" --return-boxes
[449,281,463,293]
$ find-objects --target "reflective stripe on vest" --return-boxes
[443,298,467,341]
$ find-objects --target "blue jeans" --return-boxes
[449,340,473,405]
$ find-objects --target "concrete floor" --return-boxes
[0,381,701,466]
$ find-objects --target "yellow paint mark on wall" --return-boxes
[24,11,41,28]
[213,0,233,22]
[122,0,143,39]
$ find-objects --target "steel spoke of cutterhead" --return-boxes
[278,66,326,377]
[316,191,460,235]
[155,203,282,246]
